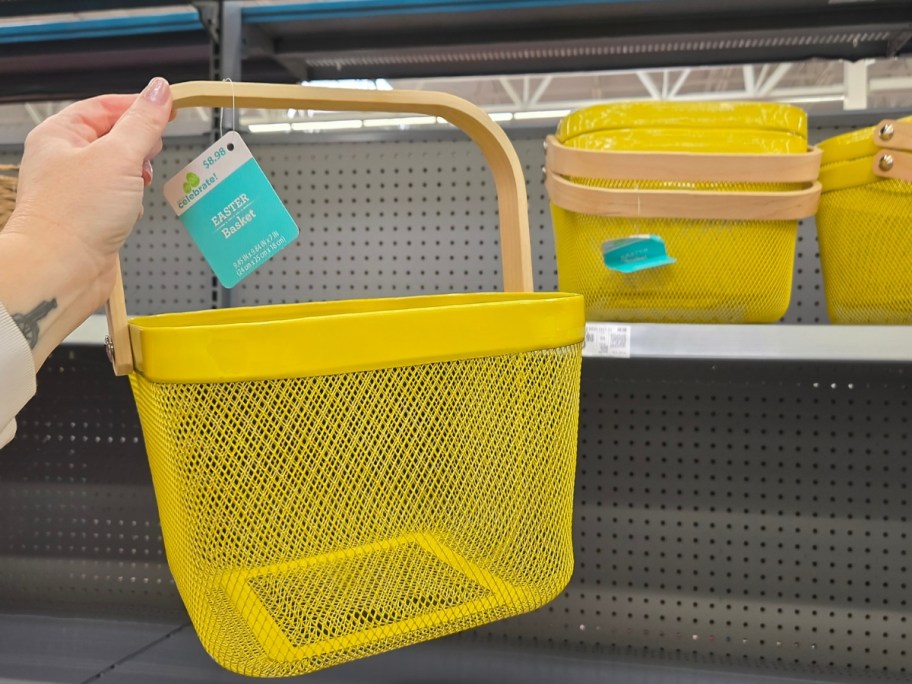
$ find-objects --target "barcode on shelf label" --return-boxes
[583,324,632,358]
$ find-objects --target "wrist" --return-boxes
[0,226,111,369]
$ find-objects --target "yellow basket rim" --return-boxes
[129,291,584,384]
[556,101,808,144]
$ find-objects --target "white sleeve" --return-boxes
[0,301,37,449]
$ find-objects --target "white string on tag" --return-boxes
[220,78,237,138]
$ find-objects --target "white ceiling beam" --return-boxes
[757,63,792,96]
[743,65,756,97]
[871,75,912,91]
[843,60,869,111]
[498,78,523,107]
[636,71,661,100]
[23,103,43,126]
[668,69,691,98]
[528,76,553,107]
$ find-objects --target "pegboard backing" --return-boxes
[471,358,911,683]
[0,346,185,621]
[120,140,217,315]
[232,137,558,304]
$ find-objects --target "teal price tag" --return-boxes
[602,235,676,274]
[163,131,299,288]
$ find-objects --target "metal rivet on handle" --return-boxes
[879,154,895,172]
[104,335,115,365]
[879,123,895,141]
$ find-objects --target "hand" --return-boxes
[7,77,173,292]
[0,77,173,369]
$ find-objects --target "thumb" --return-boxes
[107,77,172,162]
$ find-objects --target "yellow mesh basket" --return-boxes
[545,102,822,323]
[816,116,912,324]
[105,82,585,678]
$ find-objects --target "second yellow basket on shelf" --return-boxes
[546,102,822,323]
[817,116,912,324]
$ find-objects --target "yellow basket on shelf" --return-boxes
[817,116,912,324]
[105,82,585,678]
[545,102,822,323]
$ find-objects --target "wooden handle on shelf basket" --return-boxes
[545,136,823,184]
[545,135,823,221]
[105,80,533,376]
[546,170,822,221]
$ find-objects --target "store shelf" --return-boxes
[249,0,912,79]
[584,322,912,362]
[67,315,912,363]
[2,0,912,101]
[0,613,844,684]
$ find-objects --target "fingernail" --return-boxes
[142,77,169,106]
[142,159,154,184]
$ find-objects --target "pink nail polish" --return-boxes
[143,77,169,105]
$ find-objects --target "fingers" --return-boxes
[33,94,139,145]
[107,77,173,164]
[142,159,154,187]
[141,133,165,186]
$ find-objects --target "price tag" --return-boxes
[163,131,299,288]
[602,235,675,273]
[583,324,631,359]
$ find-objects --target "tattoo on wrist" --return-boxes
[12,298,57,349]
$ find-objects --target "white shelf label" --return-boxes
[584,324,632,359]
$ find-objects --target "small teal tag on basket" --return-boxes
[602,235,676,274]
[163,131,299,288]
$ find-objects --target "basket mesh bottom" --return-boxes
[817,180,912,324]
[131,344,581,676]
[246,539,491,649]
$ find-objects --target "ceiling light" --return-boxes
[488,112,514,122]
[513,109,572,121]
[302,79,394,91]
[363,116,438,128]
[247,123,292,133]
[291,120,364,132]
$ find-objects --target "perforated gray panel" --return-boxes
[469,358,912,683]
[231,138,558,304]
[121,139,217,315]
[0,347,184,621]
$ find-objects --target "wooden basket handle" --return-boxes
[105,80,533,375]
[546,169,821,221]
[545,135,823,184]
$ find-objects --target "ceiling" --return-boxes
[0,1,910,142]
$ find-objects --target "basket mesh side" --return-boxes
[130,344,581,676]
[552,208,798,323]
[816,180,912,324]
[551,122,804,323]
